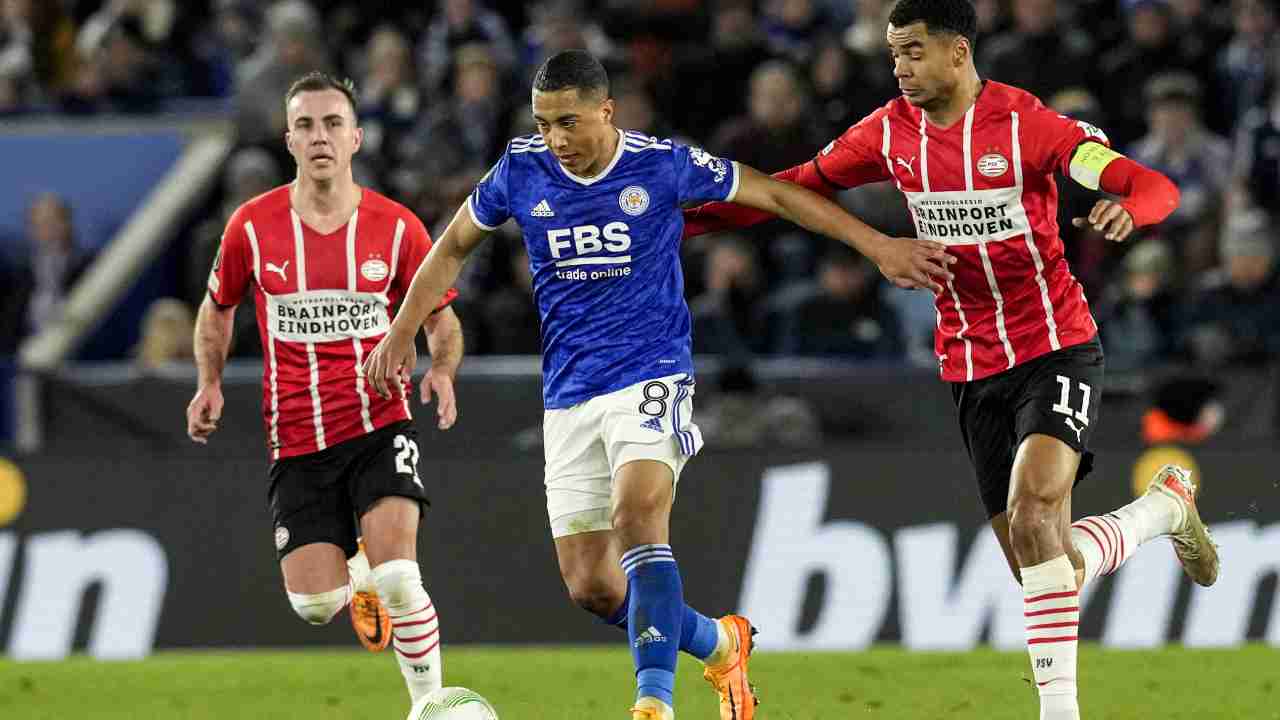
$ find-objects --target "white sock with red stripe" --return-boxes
[1022,554,1080,720]
[372,559,442,702]
[1070,491,1180,586]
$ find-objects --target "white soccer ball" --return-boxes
[405,687,499,720]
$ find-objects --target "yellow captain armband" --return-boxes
[1068,141,1123,191]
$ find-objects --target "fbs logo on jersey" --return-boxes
[618,186,649,217]
[1076,120,1109,144]
[531,199,555,218]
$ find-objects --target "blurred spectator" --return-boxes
[62,15,169,113]
[76,0,177,61]
[418,0,516,96]
[770,247,903,358]
[1215,0,1278,132]
[0,0,35,112]
[235,0,330,145]
[972,0,1010,46]
[355,25,422,195]
[982,0,1093,104]
[711,60,826,173]
[403,43,507,199]
[186,0,263,98]
[843,0,889,56]
[132,297,194,371]
[809,36,893,137]
[519,0,614,87]
[1095,0,1196,147]
[663,0,772,142]
[1129,73,1232,275]
[1233,85,1280,215]
[691,235,767,361]
[612,76,671,139]
[759,0,826,62]
[481,242,540,354]
[1095,240,1182,371]
[0,193,93,353]
[1181,210,1280,368]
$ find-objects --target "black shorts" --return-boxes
[951,337,1104,519]
[267,420,429,561]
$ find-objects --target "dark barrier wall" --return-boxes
[2,443,1276,658]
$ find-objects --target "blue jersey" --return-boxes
[468,129,741,408]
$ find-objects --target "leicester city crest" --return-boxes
[619,185,650,216]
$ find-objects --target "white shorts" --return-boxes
[544,373,704,538]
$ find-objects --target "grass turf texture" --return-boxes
[2,645,1274,719]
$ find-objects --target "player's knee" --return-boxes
[372,558,425,608]
[610,499,666,541]
[288,586,349,626]
[564,574,622,618]
[1007,491,1061,540]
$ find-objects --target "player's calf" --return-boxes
[373,559,443,703]
[287,585,351,625]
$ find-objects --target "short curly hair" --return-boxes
[888,0,978,46]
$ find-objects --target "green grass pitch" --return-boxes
[2,645,1275,719]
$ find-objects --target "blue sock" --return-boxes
[621,543,682,707]
[606,585,719,662]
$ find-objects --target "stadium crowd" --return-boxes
[1,0,1278,374]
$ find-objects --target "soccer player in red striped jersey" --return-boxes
[683,2,1219,717]
[185,72,461,707]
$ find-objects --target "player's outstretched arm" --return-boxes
[363,204,487,399]
[731,163,956,294]
[419,306,463,430]
[1067,142,1180,243]
[187,295,235,444]
[683,160,835,239]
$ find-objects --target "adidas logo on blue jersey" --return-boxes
[530,199,555,217]
[641,416,663,433]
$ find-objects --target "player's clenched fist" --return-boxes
[872,237,957,294]
[362,327,417,400]
[186,384,224,444]
[1073,199,1134,243]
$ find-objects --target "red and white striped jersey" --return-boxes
[208,185,458,460]
[815,81,1103,382]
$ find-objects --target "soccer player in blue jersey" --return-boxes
[364,50,952,720]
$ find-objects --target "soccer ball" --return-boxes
[405,687,498,720]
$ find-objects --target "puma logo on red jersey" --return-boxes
[896,155,917,177]
[265,260,289,282]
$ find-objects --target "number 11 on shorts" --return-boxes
[394,434,422,488]
[1051,374,1091,424]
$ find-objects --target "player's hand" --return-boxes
[419,368,457,430]
[873,237,956,294]
[186,384,224,444]
[1073,200,1134,242]
[362,328,417,400]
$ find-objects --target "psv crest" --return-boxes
[977,152,1009,178]
[618,185,650,216]
[361,255,389,281]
